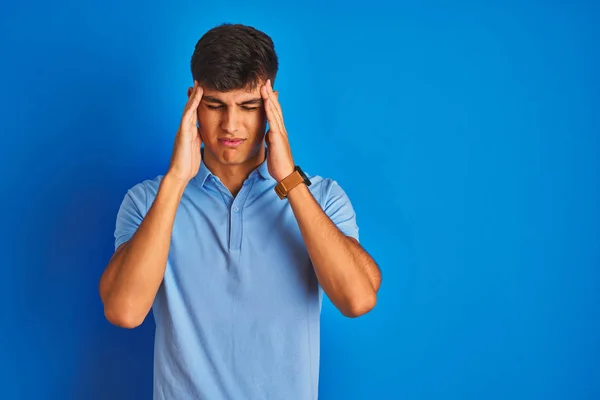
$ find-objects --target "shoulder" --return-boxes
[126,174,164,194]
[304,170,359,238]
[122,174,165,209]
[303,171,352,207]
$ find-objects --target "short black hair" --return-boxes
[190,23,279,92]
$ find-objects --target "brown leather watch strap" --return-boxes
[274,170,306,199]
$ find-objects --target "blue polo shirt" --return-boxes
[113,149,359,400]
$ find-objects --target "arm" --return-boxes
[100,80,204,328]
[258,79,380,318]
[287,183,381,318]
[99,174,186,328]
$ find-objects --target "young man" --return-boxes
[99,23,381,400]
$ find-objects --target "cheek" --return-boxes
[249,111,267,130]
[197,109,216,131]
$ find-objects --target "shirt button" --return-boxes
[233,206,239,213]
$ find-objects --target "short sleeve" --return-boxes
[114,183,147,250]
[322,179,360,242]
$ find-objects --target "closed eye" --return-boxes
[205,104,258,111]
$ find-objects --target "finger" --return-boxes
[266,79,284,119]
[265,81,286,136]
[189,82,204,110]
[183,83,203,126]
[264,96,283,136]
[262,84,284,135]
[182,85,197,121]
[260,85,277,131]
[268,98,285,136]
[193,85,204,123]
[195,81,204,102]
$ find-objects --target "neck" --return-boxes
[203,145,266,196]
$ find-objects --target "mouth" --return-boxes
[218,138,245,148]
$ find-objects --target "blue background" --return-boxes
[1,1,598,399]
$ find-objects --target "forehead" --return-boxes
[203,84,262,102]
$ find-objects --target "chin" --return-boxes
[219,154,248,165]
[206,148,249,165]
[204,138,264,165]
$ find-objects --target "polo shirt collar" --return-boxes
[256,147,274,181]
[195,157,213,187]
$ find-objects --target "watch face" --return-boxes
[295,166,311,186]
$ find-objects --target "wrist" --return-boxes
[286,179,310,199]
[162,172,189,196]
[274,165,312,200]
[274,167,295,183]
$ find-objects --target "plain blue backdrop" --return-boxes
[1,1,598,399]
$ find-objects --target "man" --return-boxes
[99,23,381,399]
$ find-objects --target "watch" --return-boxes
[274,166,312,199]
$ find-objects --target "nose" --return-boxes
[220,108,241,134]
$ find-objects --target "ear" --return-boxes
[273,90,279,100]
[187,86,193,98]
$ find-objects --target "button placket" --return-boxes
[228,179,255,251]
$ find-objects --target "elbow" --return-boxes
[374,276,382,293]
[341,291,377,318]
[103,301,146,329]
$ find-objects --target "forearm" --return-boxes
[100,174,186,328]
[346,235,382,292]
[287,184,378,317]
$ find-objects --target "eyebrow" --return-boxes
[203,96,263,106]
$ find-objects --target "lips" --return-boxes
[218,138,245,148]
